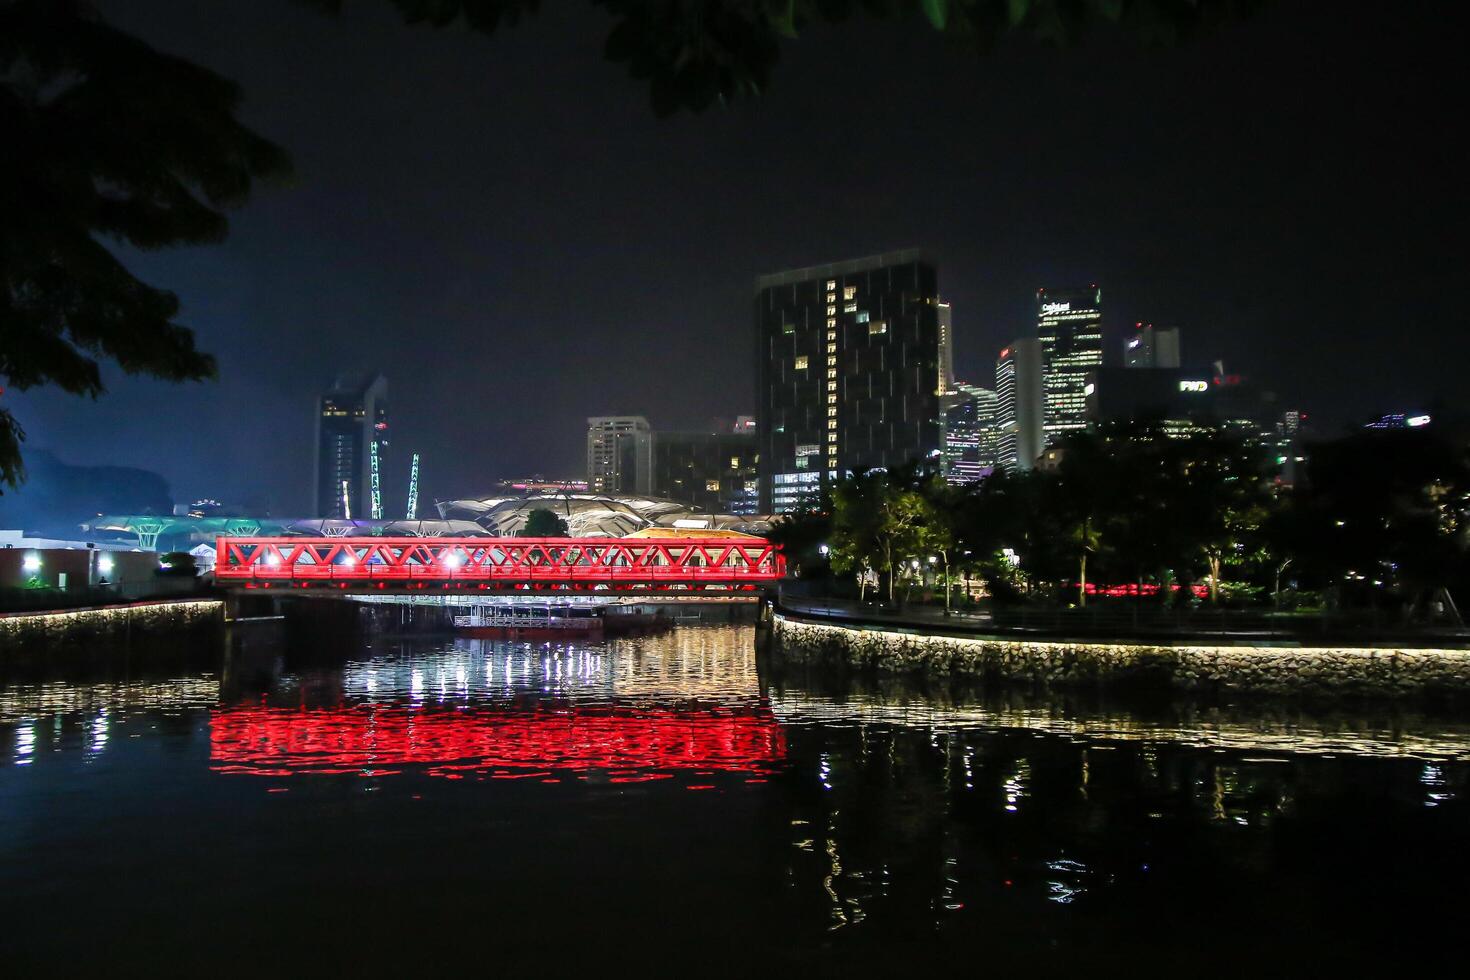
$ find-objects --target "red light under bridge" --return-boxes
[213,536,787,594]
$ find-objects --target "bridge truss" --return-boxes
[214,536,785,594]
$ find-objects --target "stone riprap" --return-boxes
[772,613,1470,697]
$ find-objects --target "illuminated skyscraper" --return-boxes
[941,382,998,484]
[1036,285,1103,443]
[314,372,388,519]
[995,339,1044,471]
[1124,322,1182,369]
[937,300,956,394]
[755,250,942,513]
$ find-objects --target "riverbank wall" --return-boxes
[0,598,224,659]
[771,611,1470,698]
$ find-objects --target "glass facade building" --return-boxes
[1037,285,1104,445]
[653,429,759,516]
[755,250,943,514]
[314,372,388,519]
[941,382,998,485]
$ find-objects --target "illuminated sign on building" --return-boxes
[1041,302,1071,315]
[1179,380,1209,393]
[1407,414,1432,427]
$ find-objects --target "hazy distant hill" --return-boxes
[0,450,172,538]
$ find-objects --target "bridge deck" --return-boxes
[214,536,785,593]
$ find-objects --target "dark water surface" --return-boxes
[3,625,1467,975]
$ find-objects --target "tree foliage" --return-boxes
[301,0,1265,116]
[522,507,570,536]
[811,425,1470,615]
[0,0,292,491]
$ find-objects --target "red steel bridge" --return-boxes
[213,537,786,594]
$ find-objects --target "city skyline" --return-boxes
[1,0,1464,514]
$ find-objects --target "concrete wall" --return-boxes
[772,613,1470,698]
[0,599,223,658]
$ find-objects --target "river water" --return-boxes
[2,624,1466,975]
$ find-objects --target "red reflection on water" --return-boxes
[209,702,786,780]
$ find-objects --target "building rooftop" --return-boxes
[755,248,934,291]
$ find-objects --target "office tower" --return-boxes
[1124,323,1182,369]
[941,382,998,485]
[937,300,956,394]
[755,250,942,514]
[994,339,1044,471]
[653,427,759,515]
[1036,285,1104,443]
[1085,366,1218,436]
[314,372,388,519]
[586,417,653,494]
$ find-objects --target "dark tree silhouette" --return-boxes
[522,507,570,536]
[0,0,291,490]
[301,0,1265,115]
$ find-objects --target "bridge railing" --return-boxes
[214,536,785,588]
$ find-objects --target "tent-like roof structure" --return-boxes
[80,495,774,549]
[436,493,772,538]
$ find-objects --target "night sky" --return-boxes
[5,0,1466,514]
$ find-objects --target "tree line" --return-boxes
[771,422,1470,618]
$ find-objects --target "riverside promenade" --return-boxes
[771,596,1470,698]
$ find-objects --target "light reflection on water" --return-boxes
[2,624,1469,972]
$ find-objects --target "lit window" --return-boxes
[827,407,837,417]
[857,311,869,323]
[795,456,809,471]
[826,331,836,341]
[843,285,856,300]
[826,305,836,316]
[843,303,857,313]
[827,381,837,392]
[825,280,836,290]
[827,356,837,367]
[869,320,887,335]
[826,317,836,328]
[794,355,809,370]
[706,480,720,492]
[827,432,838,443]
[730,457,740,469]
[827,369,837,379]
[827,394,837,404]
[827,420,837,430]
[826,343,836,354]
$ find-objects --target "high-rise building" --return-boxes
[937,300,956,394]
[1036,285,1103,444]
[994,339,1044,471]
[653,428,759,515]
[941,382,998,485]
[586,416,653,494]
[314,372,388,519]
[1124,323,1182,369]
[755,250,942,514]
